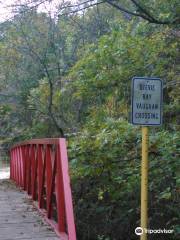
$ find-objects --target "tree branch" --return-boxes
[106,0,180,24]
[106,0,142,18]
[9,20,65,136]
[5,0,179,25]
[58,1,105,16]
[58,0,180,25]
[130,0,156,21]
[130,0,179,24]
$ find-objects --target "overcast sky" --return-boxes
[0,0,63,22]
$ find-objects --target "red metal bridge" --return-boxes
[0,138,76,240]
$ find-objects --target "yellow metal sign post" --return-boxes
[141,126,149,240]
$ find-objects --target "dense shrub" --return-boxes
[69,119,180,240]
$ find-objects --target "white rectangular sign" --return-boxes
[131,77,163,126]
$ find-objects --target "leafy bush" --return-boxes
[69,119,180,239]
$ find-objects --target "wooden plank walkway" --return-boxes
[0,179,60,240]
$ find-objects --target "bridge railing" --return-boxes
[10,138,76,240]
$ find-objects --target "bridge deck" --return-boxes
[0,179,59,240]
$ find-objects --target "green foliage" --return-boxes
[67,22,179,127]
[69,119,180,239]
[132,0,179,22]
[69,119,140,239]
[0,3,179,240]
[65,19,179,239]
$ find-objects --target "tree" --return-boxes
[6,1,180,25]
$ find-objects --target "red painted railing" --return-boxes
[10,138,76,240]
